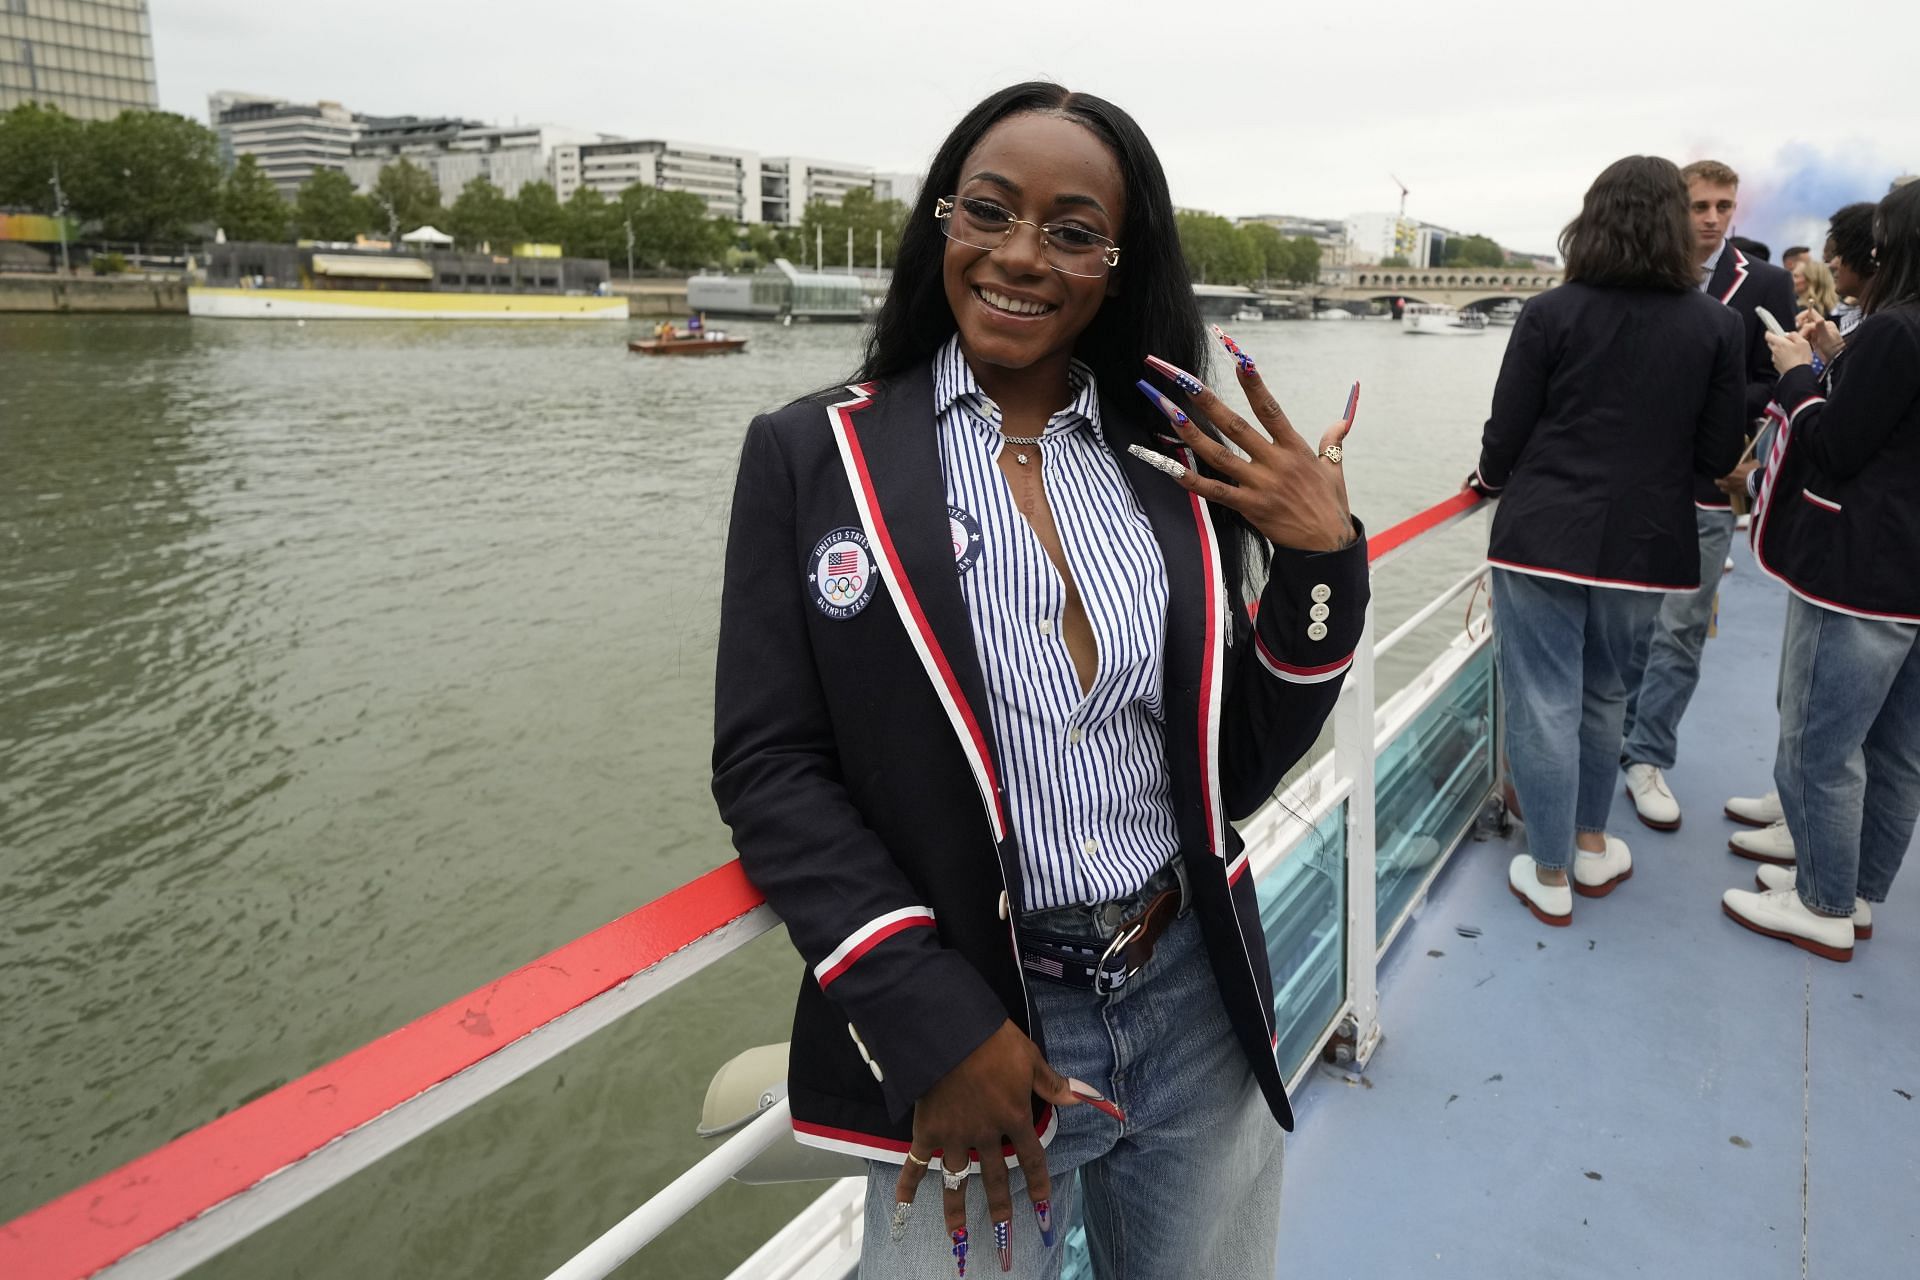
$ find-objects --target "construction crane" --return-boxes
[1390,173,1410,218]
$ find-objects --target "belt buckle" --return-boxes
[1092,920,1144,996]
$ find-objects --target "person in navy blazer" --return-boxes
[1619,159,1802,831]
[713,83,1368,1277]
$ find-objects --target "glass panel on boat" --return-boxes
[1373,644,1495,942]
[1262,802,1348,1082]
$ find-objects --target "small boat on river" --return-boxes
[1403,303,1488,336]
[628,332,748,356]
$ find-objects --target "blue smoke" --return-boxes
[1738,143,1908,254]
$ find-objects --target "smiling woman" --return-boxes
[710,81,1369,1279]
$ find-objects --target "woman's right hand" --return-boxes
[1797,309,1844,362]
[893,1020,1084,1266]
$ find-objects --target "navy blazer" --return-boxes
[1697,244,1800,509]
[711,365,1369,1161]
[1753,305,1920,621]
[1475,281,1746,590]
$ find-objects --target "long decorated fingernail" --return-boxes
[1133,378,1189,425]
[889,1200,913,1243]
[1126,443,1188,481]
[1343,380,1361,425]
[1067,1077,1128,1123]
[1034,1199,1055,1247]
[951,1227,969,1277]
[995,1219,1012,1272]
[1144,354,1205,397]
[1211,324,1256,372]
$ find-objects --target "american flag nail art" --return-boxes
[1144,354,1206,397]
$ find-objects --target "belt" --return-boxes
[1017,861,1190,995]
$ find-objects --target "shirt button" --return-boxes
[997,890,1010,920]
[1310,602,1330,622]
[1308,621,1329,641]
[1082,837,1100,856]
[1311,584,1332,603]
[1068,727,1085,745]
[1038,618,1054,635]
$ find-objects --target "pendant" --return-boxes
[1016,452,1030,465]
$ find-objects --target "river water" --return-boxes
[0,312,1505,1277]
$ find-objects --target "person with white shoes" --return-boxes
[1724,788,1783,825]
[1725,181,1920,963]
[1619,160,1799,833]
[1751,865,1871,940]
[1471,156,1745,927]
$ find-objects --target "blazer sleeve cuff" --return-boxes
[1251,518,1370,684]
[1775,366,1824,420]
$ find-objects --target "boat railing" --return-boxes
[1,490,1497,1280]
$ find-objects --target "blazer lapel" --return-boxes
[1713,245,1750,306]
[824,369,1010,845]
[1108,417,1228,857]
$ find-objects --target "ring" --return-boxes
[1320,444,1344,464]
[905,1151,929,1167]
[939,1160,970,1192]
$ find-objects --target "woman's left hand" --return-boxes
[1767,329,1814,374]
[1135,338,1356,553]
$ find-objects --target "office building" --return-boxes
[871,171,923,212]
[0,0,158,121]
[346,121,598,200]
[551,139,763,223]
[1345,212,1452,268]
[209,92,363,197]
[760,156,874,224]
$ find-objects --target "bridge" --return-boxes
[1311,263,1564,311]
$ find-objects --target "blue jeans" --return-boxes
[1773,595,1920,915]
[1493,569,1662,870]
[1622,508,1737,770]
[860,904,1283,1277]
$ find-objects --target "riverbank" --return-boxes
[0,274,690,316]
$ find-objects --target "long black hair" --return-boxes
[1865,182,1920,315]
[859,82,1269,601]
[1559,156,1697,291]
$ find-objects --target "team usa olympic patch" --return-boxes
[808,527,877,620]
[948,505,984,577]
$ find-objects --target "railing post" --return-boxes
[1333,600,1381,1070]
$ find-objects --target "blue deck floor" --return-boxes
[1275,538,1920,1280]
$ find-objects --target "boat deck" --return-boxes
[1276,536,1920,1278]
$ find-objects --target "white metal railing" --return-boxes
[4,494,1495,1280]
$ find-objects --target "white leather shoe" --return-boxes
[1623,763,1681,830]
[1753,865,1873,939]
[1573,835,1633,898]
[1509,855,1571,926]
[1729,820,1796,866]
[1722,886,1854,962]
[1725,789,1783,827]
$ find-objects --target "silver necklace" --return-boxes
[1002,433,1043,465]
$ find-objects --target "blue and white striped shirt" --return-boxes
[932,337,1181,911]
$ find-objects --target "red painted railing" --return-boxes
[0,491,1484,1280]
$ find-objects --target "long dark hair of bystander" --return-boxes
[1558,155,1698,291]
[1864,183,1920,314]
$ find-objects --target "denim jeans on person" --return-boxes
[1492,569,1662,870]
[1773,594,1920,916]
[1622,508,1738,770]
[859,889,1283,1278]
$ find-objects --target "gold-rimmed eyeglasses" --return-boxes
[935,195,1121,278]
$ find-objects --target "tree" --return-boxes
[0,101,85,211]
[561,186,622,262]
[368,159,442,237]
[797,187,909,269]
[1176,210,1260,284]
[71,109,220,244]
[1281,235,1322,285]
[219,154,287,242]
[1381,254,1412,268]
[513,180,565,245]
[447,176,521,250]
[620,184,728,270]
[1441,234,1506,268]
[1239,222,1288,282]
[292,169,368,241]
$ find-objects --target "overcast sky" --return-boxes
[155,0,1914,256]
